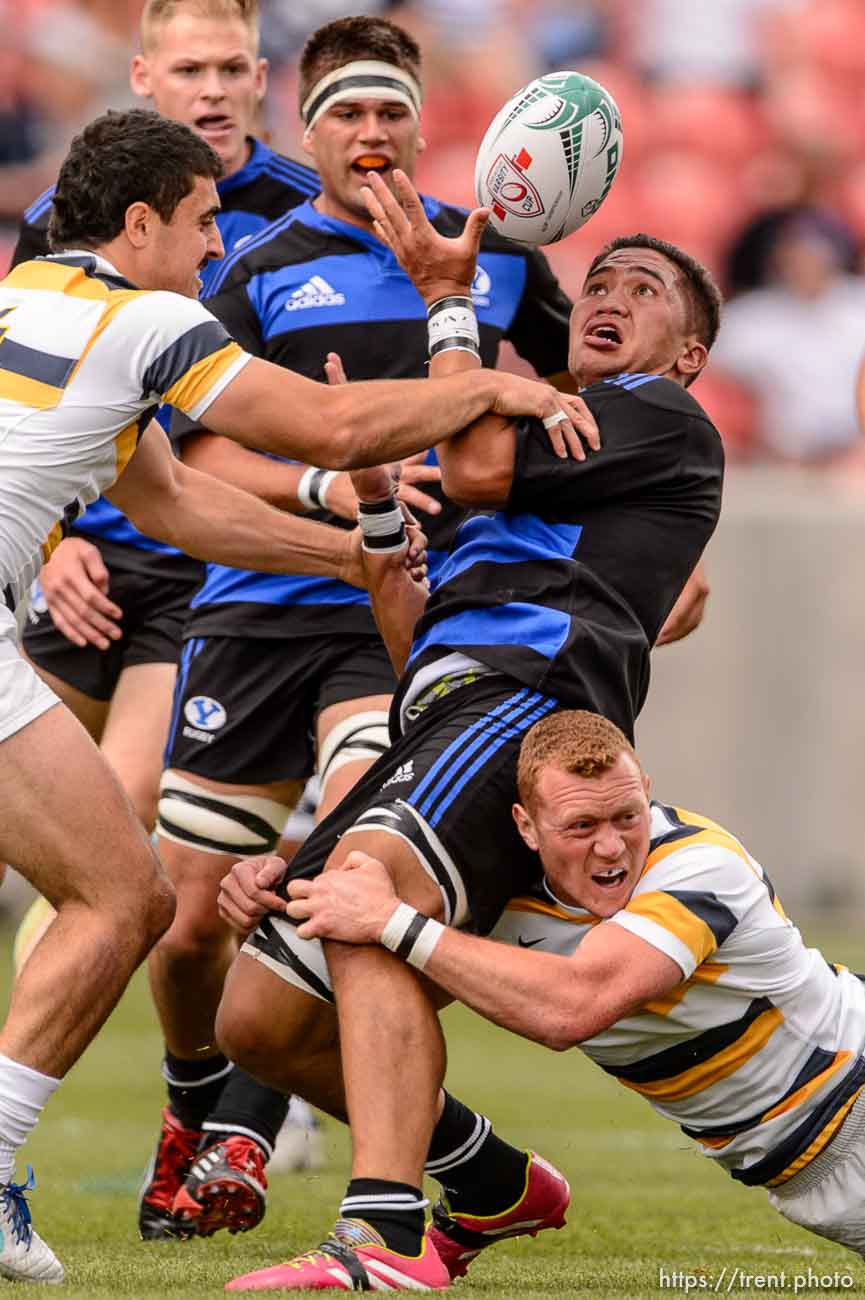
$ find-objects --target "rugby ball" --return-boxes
[474,71,623,245]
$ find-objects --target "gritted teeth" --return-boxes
[593,868,626,886]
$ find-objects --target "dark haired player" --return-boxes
[10,0,319,996]
[215,186,726,1291]
[147,12,588,1239]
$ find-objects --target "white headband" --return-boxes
[302,60,422,128]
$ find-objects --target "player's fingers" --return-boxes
[255,858,288,889]
[286,878,313,899]
[391,169,426,220]
[398,484,442,516]
[69,579,123,621]
[464,206,492,257]
[81,548,112,592]
[48,611,89,649]
[559,392,600,451]
[285,898,315,923]
[325,352,348,386]
[399,463,441,485]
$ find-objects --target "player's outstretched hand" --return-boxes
[362,168,489,305]
[397,451,442,517]
[286,851,399,944]
[39,536,123,649]
[218,855,288,936]
[488,372,601,460]
[655,562,710,646]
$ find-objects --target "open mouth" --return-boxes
[592,867,627,888]
[585,321,623,348]
[352,154,391,177]
[195,113,234,136]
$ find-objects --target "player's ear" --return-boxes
[125,200,153,248]
[676,338,707,384]
[416,133,427,155]
[130,54,152,100]
[512,802,539,852]
[301,125,315,159]
[255,57,268,103]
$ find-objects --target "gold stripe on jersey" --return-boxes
[163,341,244,414]
[766,1086,864,1187]
[641,961,728,1017]
[64,288,143,389]
[114,418,142,479]
[504,896,602,926]
[0,371,65,410]
[2,260,110,300]
[40,521,64,563]
[761,1051,853,1126]
[620,1003,783,1103]
[625,890,717,966]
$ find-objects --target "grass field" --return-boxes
[5,919,865,1298]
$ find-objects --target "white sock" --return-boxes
[0,1054,60,1184]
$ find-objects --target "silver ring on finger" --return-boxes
[542,409,569,429]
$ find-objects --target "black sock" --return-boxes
[163,1049,233,1131]
[338,1179,426,1256]
[201,1068,290,1159]
[426,1092,528,1215]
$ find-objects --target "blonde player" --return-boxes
[273,710,865,1286]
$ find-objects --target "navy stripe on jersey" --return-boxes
[603,372,659,391]
[408,688,557,828]
[665,890,739,946]
[731,1058,865,1186]
[139,320,231,398]
[24,186,54,223]
[0,336,76,389]
[681,1046,845,1143]
[206,207,305,296]
[603,997,776,1087]
[263,157,320,192]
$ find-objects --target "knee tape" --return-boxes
[317,711,390,797]
[157,771,292,857]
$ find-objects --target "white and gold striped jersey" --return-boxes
[490,802,865,1189]
[0,253,250,614]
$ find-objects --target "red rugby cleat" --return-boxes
[426,1150,570,1279]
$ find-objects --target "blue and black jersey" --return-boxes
[397,374,724,740]
[12,139,319,565]
[180,195,573,640]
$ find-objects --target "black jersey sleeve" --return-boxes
[503,248,572,376]
[11,215,50,268]
[204,282,265,356]
[507,378,724,525]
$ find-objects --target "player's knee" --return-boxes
[215,989,274,1076]
[156,771,291,859]
[318,711,389,805]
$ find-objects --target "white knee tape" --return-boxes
[317,711,390,796]
[157,771,292,857]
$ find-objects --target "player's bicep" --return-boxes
[436,413,516,507]
[572,922,684,1032]
[199,357,328,455]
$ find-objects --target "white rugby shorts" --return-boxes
[768,1087,865,1258]
[0,602,61,744]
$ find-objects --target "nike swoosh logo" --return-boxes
[517,936,544,948]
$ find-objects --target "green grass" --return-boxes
[7,920,865,1297]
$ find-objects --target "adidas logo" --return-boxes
[285,275,346,311]
[382,760,414,790]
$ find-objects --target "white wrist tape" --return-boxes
[357,496,407,554]
[380,902,444,971]
[298,466,339,511]
[428,295,480,360]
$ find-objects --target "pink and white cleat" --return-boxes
[426,1151,570,1280]
[225,1218,450,1291]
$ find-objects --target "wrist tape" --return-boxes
[428,295,480,361]
[298,466,339,511]
[380,901,444,970]
[357,495,407,553]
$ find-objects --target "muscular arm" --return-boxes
[107,421,359,583]
[286,857,682,1050]
[180,431,356,516]
[202,356,587,471]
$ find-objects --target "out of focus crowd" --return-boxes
[3,0,865,465]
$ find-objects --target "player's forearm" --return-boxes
[396,925,598,1051]
[137,461,355,581]
[181,433,305,511]
[428,345,515,506]
[205,360,505,468]
[362,555,427,675]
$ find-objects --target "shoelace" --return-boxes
[1,1167,35,1247]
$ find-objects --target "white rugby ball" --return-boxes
[474,71,623,246]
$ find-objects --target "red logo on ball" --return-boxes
[485,152,544,220]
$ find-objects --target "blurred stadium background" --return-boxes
[2,0,865,912]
